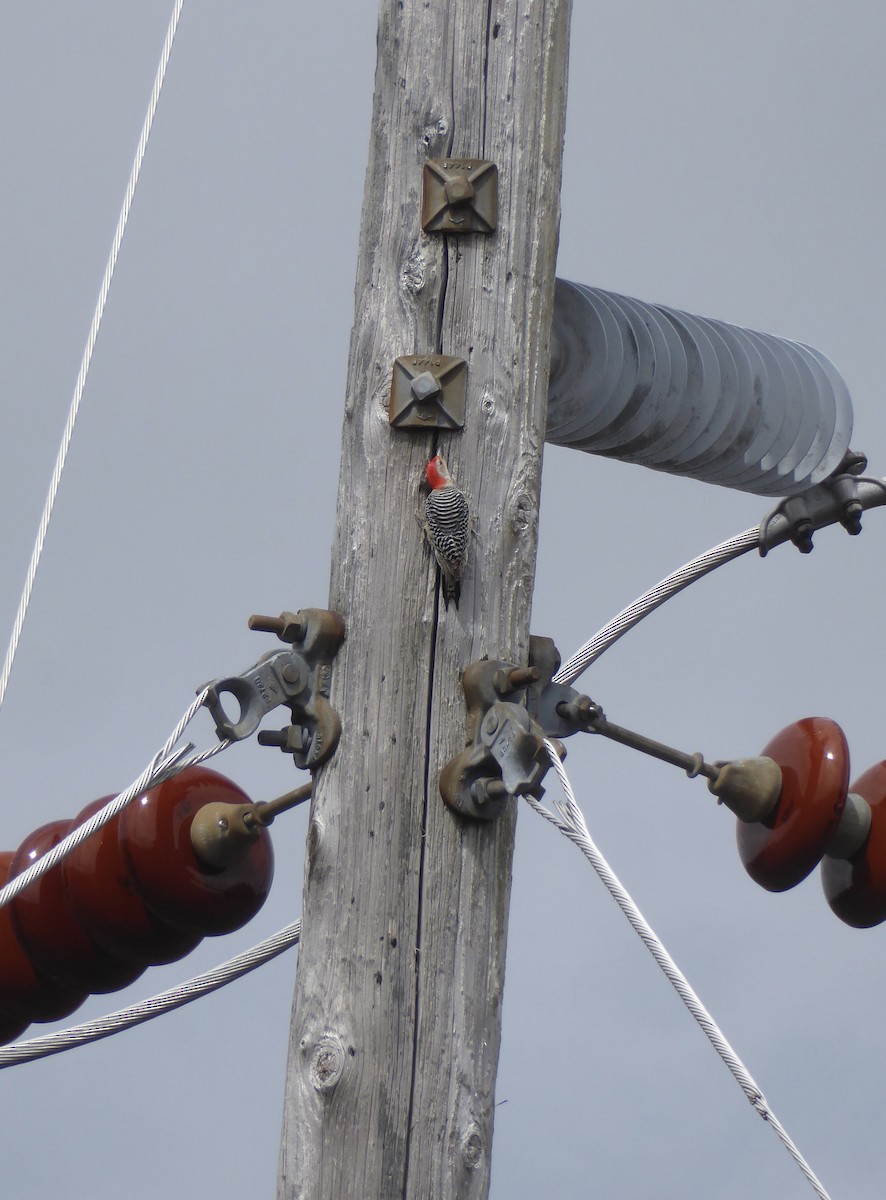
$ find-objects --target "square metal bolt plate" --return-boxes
[389,355,468,429]
[421,159,498,234]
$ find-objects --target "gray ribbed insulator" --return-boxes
[547,279,853,497]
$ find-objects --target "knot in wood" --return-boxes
[308,1033,346,1093]
[400,248,427,295]
[509,491,536,536]
[461,1123,484,1170]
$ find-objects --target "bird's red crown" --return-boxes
[426,452,451,490]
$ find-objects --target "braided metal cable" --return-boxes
[0,919,301,1069]
[0,688,228,912]
[527,742,832,1200]
[0,0,186,718]
[553,527,761,686]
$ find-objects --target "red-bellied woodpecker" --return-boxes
[422,452,470,609]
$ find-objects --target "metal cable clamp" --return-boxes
[201,608,345,770]
[440,657,563,821]
[758,450,886,555]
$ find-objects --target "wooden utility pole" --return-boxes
[278,3,572,1196]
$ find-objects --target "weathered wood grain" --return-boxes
[278,3,571,1196]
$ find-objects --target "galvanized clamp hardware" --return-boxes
[758,450,886,556]
[201,608,345,771]
[525,636,785,822]
[524,636,601,740]
[527,633,715,770]
[441,636,780,821]
[439,656,563,821]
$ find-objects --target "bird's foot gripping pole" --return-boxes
[201,607,346,771]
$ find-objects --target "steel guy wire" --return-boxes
[554,474,886,688]
[0,0,185,719]
[0,687,229,913]
[554,526,761,686]
[0,919,302,1069]
[527,741,833,1200]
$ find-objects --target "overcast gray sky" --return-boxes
[2,2,886,1197]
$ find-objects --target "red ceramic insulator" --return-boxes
[736,717,849,892]
[119,766,274,937]
[0,1008,30,1046]
[821,761,886,927]
[11,820,146,995]
[63,797,202,967]
[0,851,87,1028]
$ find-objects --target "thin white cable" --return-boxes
[527,741,832,1200]
[0,688,228,912]
[554,527,761,686]
[0,0,186,718]
[0,919,301,1068]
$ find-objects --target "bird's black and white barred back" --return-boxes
[422,453,471,608]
